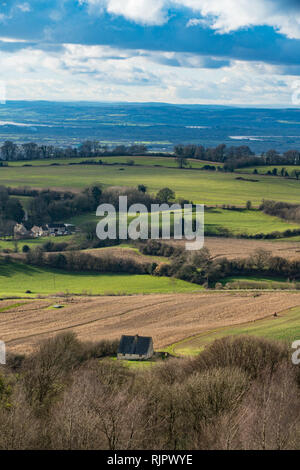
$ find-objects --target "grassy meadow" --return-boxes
[8,155,216,169]
[220,275,300,290]
[0,235,74,252]
[1,159,300,205]
[67,207,300,236]
[243,165,300,176]
[0,260,200,297]
[168,305,300,356]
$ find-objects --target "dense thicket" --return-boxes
[0,333,299,450]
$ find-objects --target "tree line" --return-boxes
[174,144,300,170]
[0,141,148,161]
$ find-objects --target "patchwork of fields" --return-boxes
[1,154,300,357]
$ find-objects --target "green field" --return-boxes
[8,155,215,169]
[205,208,300,235]
[0,235,74,252]
[0,260,200,297]
[243,165,300,176]
[67,207,300,236]
[167,306,300,356]
[1,161,300,205]
[220,275,299,290]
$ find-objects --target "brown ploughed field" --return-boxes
[2,291,300,354]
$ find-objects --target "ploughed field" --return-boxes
[2,291,300,354]
[204,237,300,260]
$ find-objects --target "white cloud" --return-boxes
[177,0,300,38]
[83,0,167,25]
[0,43,296,105]
[82,0,300,38]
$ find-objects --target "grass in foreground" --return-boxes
[167,306,300,356]
[0,260,200,296]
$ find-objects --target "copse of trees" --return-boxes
[0,332,299,450]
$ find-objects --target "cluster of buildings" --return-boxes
[14,223,76,239]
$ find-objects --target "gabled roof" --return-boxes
[118,335,152,355]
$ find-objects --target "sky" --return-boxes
[0,0,299,105]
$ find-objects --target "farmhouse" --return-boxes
[31,225,49,238]
[14,223,30,239]
[118,334,154,361]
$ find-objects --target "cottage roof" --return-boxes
[118,335,152,355]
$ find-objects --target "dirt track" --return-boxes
[1,291,300,354]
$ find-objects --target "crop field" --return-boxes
[203,237,300,259]
[84,237,300,262]
[2,291,300,354]
[1,162,300,205]
[0,260,198,297]
[169,305,300,356]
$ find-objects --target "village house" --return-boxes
[30,225,49,238]
[14,223,30,239]
[117,334,154,361]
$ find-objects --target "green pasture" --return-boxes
[220,275,299,290]
[0,235,74,253]
[8,155,213,170]
[68,208,300,236]
[243,165,300,176]
[0,260,201,297]
[167,305,300,356]
[1,162,299,205]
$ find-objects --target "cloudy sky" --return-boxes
[0,0,300,105]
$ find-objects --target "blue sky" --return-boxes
[0,0,299,105]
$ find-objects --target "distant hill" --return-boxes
[0,101,299,152]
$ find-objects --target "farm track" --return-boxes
[1,291,300,354]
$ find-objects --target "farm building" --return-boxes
[31,225,49,238]
[47,223,76,236]
[14,223,30,239]
[118,334,154,361]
